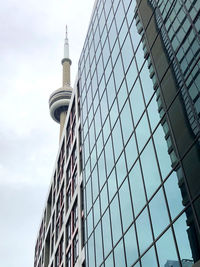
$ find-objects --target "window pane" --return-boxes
[110,195,122,245]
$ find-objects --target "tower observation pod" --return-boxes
[49,25,73,141]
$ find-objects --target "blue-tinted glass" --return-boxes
[103,116,111,143]
[112,0,120,13]
[111,39,120,65]
[114,55,124,90]
[104,57,112,85]
[149,188,170,238]
[129,80,145,125]
[129,161,146,217]
[97,56,104,82]
[136,113,151,152]
[99,8,106,35]
[106,5,114,31]
[126,1,137,27]
[156,228,178,266]
[94,107,102,137]
[93,197,100,226]
[110,195,122,244]
[90,146,97,171]
[126,58,138,93]
[120,101,134,144]
[103,38,110,67]
[153,125,172,179]
[95,222,103,267]
[117,80,128,111]
[100,90,109,124]
[124,226,139,266]
[100,184,108,214]
[108,20,117,49]
[102,209,112,257]
[98,152,106,190]
[125,133,138,171]
[119,179,133,231]
[129,19,140,50]
[110,100,119,129]
[87,209,93,237]
[136,208,153,254]
[114,239,126,267]
[121,33,134,72]
[104,0,112,18]
[112,120,123,160]
[116,152,127,187]
[88,235,95,266]
[135,43,145,70]
[108,169,117,202]
[92,166,99,202]
[96,132,103,158]
[119,19,128,47]
[98,73,106,98]
[147,94,160,131]
[173,211,194,261]
[106,74,116,108]
[164,169,184,219]
[104,253,114,267]
[140,60,154,104]
[141,246,158,267]
[105,136,115,176]
[140,140,161,199]
[86,179,92,213]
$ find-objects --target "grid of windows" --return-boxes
[79,0,200,266]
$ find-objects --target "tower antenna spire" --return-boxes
[64,25,69,59]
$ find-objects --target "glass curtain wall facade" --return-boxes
[78,0,200,267]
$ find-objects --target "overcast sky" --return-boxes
[0,0,94,265]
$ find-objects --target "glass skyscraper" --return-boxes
[78,0,200,267]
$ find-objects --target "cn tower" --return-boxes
[49,25,73,141]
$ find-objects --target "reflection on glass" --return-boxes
[147,94,160,131]
[153,125,172,179]
[135,113,151,151]
[124,226,138,266]
[110,195,122,245]
[129,161,146,217]
[136,208,153,254]
[114,239,126,267]
[156,228,178,266]
[121,33,134,72]
[141,246,158,267]
[119,179,133,232]
[140,60,154,104]
[149,188,170,238]
[140,140,161,199]
[164,170,184,220]
[129,79,145,125]
[173,212,194,262]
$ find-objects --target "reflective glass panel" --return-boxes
[110,195,122,245]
